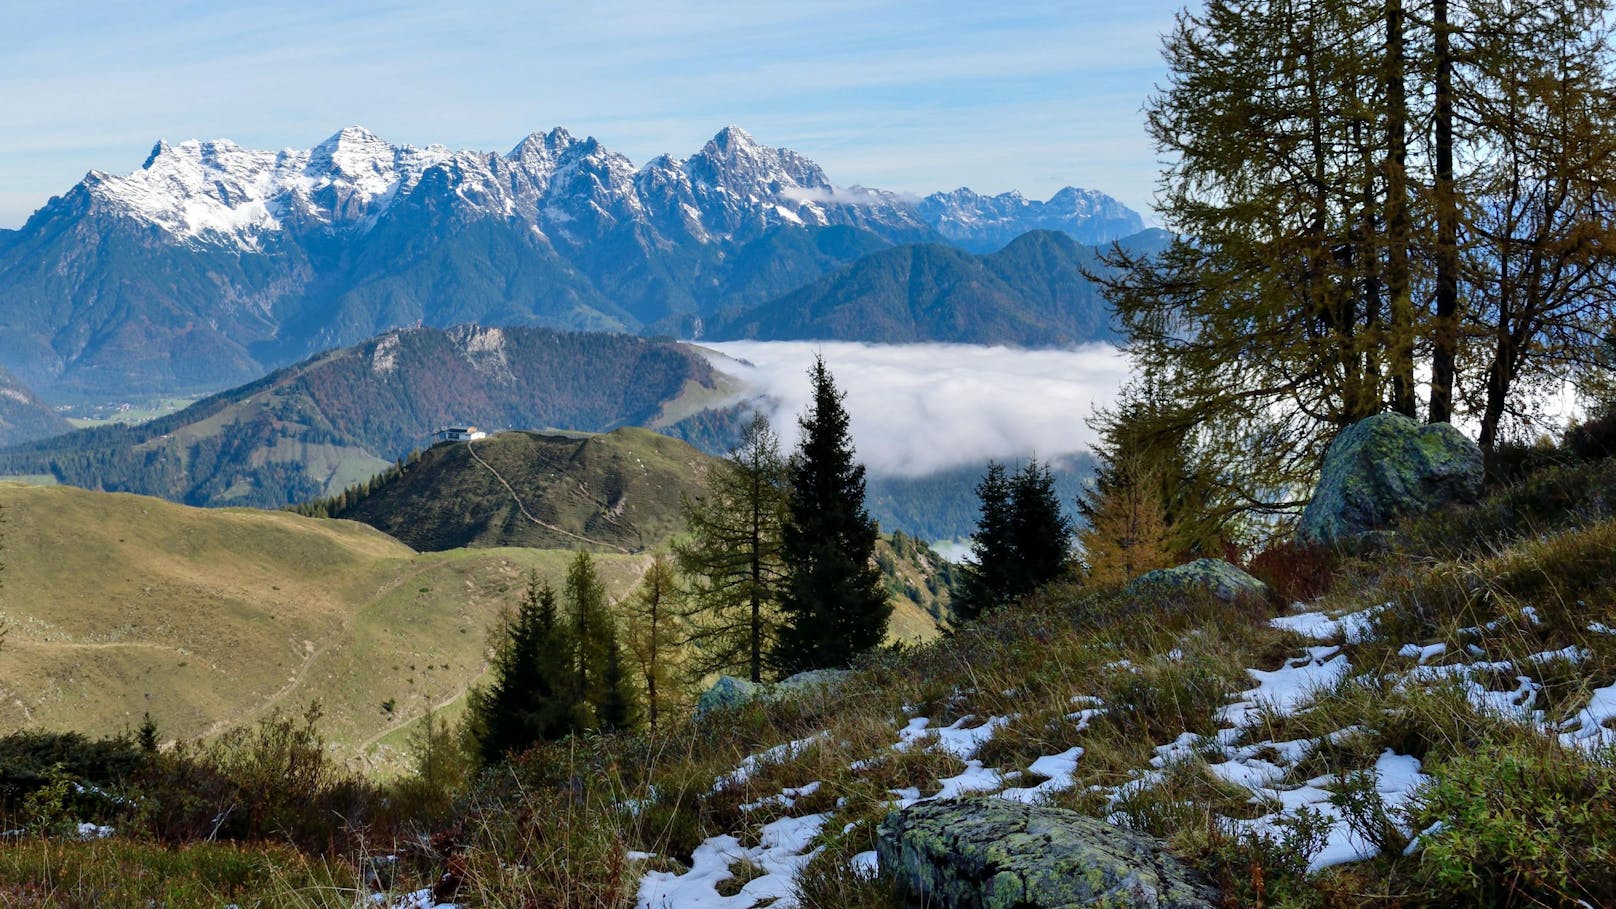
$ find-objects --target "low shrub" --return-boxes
[1411,741,1616,907]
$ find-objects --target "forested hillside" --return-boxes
[708,229,1171,345]
[0,326,729,507]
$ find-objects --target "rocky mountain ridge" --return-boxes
[0,126,1145,402]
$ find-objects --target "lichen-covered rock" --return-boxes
[1298,412,1483,545]
[1126,558,1268,604]
[695,675,765,715]
[694,669,852,716]
[877,800,1217,908]
[776,668,852,693]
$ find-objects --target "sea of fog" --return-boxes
[699,341,1131,478]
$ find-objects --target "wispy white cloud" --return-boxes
[777,185,901,206]
[700,340,1132,477]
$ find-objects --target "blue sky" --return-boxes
[0,0,1184,228]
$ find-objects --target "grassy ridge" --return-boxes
[328,428,716,553]
[0,478,949,769]
[0,483,653,766]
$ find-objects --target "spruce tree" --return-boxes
[468,573,577,764]
[955,459,1073,619]
[954,462,1014,621]
[595,626,639,732]
[1006,458,1073,592]
[772,357,891,675]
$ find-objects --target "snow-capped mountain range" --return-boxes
[0,126,1146,402]
[82,125,935,251]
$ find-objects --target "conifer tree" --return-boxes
[466,573,577,764]
[624,555,683,729]
[955,459,1073,620]
[564,551,615,730]
[953,462,1014,621]
[1077,454,1174,587]
[1007,458,1074,590]
[1096,0,1616,513]
[772,357,890,674]
[595,624,639,732]
[674,413,788,683]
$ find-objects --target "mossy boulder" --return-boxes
[1126,558,1268,604]
[695,676,766,715]
[876,800,1217,908]
[694,669,852,716]
[1298,412,1482,545]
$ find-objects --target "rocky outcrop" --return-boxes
[876,800,1216,908]
[1126,558,1268,604]
[694,669,852,716]
[1298,412,1483,545]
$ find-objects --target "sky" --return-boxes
[0,0,1184,229]
[702,341,1132,477]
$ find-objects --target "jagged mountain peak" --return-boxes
[308,126,396,173]
[508,127,580,165]
[705,124,760,153]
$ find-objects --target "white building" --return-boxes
[435,426,487,442]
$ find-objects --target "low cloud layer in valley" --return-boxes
[700,340,1131,477]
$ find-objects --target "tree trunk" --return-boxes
[1385,0,1417,417]
[1429,0,1461,423]
[749,473,763,684]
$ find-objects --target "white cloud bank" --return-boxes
[698,340,1133,477]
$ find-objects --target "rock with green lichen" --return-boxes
[1298,412,1482,546]
[695,676,766,715]
[694,669,852,716]
[876,800,1217,908]
[1126,558,1268,604]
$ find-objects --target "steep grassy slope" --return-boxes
[0,326,733,509]
[325,428,715,553]
[0,483,654,764]
[0,476,949,767]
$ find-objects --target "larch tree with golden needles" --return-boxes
[624,554,684,730]
[674,411,788,683]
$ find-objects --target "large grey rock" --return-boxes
[1298,412,1483,545]
[1126,558,1268,604]
[694,669,852,716]
[695,676,765,715]
[877,800,1216,909]
[776,668,852,694]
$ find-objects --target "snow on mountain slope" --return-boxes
[73,125,1132,252]
[918,185,1146,251]
[88,127,460,247]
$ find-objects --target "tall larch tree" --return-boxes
[1095,0,1616,522]
[771,357,891,675]
[624,555,683,730]
[564,550,630,730]
[674,412,789,683]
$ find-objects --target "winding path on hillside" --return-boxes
[465,439,630,553]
